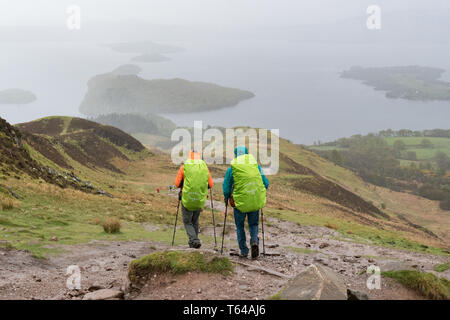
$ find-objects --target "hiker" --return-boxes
[223,146,269,259]
[174,150,214,249]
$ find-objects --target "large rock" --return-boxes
[347,289,369,300]
[82,289,123,300]
[279,264,347,300]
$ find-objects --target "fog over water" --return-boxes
[1,1,450,144]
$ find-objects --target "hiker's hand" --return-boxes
[178,192,182,200]
[224,197,228,205]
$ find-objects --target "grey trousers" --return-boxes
[181,204,201,247]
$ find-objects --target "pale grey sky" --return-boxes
[1,0,449,27]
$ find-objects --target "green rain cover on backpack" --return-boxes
[231,154,266,213]
[182,159,209,211]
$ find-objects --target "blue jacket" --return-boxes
[223,146,269,200]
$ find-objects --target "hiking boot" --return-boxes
[193,242,201,249]
[239,253,248,259]
[251,243,259,259]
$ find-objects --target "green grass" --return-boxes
[0,181,214,258]
[266,208,448,256]
[382,270,450,300]
[268,291,282,300]
[409,147,450,160]
[385,137,450,160]
[128,250,233,283]
[433,262,450,273]
[309,137,450,160]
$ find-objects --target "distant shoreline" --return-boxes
[341,66,450,102]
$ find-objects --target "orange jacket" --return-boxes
[174,151,214,189]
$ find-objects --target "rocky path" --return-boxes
[1,207,448,300]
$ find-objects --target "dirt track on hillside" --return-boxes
[1,211,448,300]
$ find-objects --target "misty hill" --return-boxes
[341,66,450,101]
[16,116,149,173]
[0,89,36,105]
[91,113,177,149]
[79,71,255,116]
[92,113,176,137]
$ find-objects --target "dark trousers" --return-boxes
[181,204,201,247]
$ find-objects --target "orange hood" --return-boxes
[189,150,201,160]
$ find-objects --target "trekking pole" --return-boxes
[220,201,228,255]
[261,208,266,256]
[171,192,181,246]
[210,189,217,248]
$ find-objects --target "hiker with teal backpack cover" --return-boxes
[174,150,214,248]
[223,146,269,259]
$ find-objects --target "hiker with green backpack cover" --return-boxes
[174,150,214,248]
[222,146,269,259]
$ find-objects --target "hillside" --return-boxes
[309,130,450,211]
[0,117,53,182]
[0,117,107,193]
[268,137,448,243]
[16,116,150,174]
[308,130,450,239]
[79,70,255,116]
[91,113,177,150]
[0,116,449,300]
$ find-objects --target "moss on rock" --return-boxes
[128,250,233,284]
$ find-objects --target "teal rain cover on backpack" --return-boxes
[231,154,266,213]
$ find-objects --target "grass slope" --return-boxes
[382,270,450,300]
[305,138,450,241]
[434,262,450,273]
[16,116,150,174]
